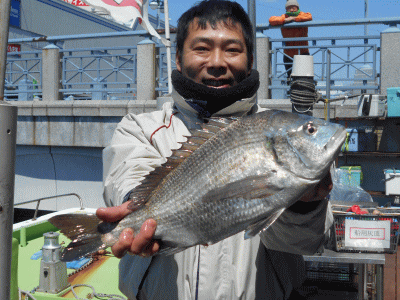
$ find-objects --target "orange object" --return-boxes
[346,205,368,215]
[269,12,312,57]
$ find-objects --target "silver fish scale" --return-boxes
[118,114,296,248]
[114,110,346,251]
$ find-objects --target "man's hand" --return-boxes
[96,202,159,258]
[284,16,296,23]
[299,172,333,203]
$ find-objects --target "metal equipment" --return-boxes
[357,94,386,117]
[289,55,320,115]
[37,232,70,294]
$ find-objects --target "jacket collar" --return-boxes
[172,88,258,126]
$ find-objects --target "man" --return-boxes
[269,0,312,79]
[97,1,332,299]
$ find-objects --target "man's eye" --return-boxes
[227,48,240,53]
[195,47,209,51]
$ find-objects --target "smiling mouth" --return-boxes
[202,79,233,88]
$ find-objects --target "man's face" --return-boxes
[286,5,299,12]
[176,19,252,89]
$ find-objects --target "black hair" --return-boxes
[176,0,254,70]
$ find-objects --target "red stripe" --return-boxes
[150,113,177,145]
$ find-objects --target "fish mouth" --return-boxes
[288,127,348,181]
[313,127,348,176]
[326,127,348,154]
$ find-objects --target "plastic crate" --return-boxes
[384,169,400,196]
[341,129,358,152]
[333,210,400,254]
[339,166,362,187]
[306,271,354,282]
[387,87,400,117]
[305,262,357,283]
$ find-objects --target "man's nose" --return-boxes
[208,49,227,70]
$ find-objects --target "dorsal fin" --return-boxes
[128,115,239,210]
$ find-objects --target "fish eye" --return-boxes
[304,122,317,135]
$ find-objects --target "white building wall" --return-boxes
[14,0,166,49]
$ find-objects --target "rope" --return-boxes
[289,79,320,106]
[19,289,37,300]
[70,284,127,300]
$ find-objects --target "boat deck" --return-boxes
[14,209,124,300]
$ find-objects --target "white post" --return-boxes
[42,44,63,101]
[137,39,156,100]
[256,32,270,100]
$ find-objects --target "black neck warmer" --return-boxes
[172,69,260,118]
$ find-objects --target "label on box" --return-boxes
[341,129,358,152]
[344,219,390,249]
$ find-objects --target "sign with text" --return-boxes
[7,44,21,53]
[10,0,21,28]
[62,0,89,6]
[345,219,390,249]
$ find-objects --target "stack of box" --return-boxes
[387,87,400,117]
[341,128,377,152]
[339,166,362,187]
[384,169,400,196]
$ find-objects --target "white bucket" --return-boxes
[292,55,314,77]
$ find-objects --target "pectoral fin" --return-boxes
[244,207,286,239]
[202,175,282,203]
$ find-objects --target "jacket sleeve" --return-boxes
[103,114,165,207]
[269,14,287,26]
[295,12,312,22]
[260,198,334,255]
[103,106,189,207]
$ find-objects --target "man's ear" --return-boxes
[248,54,254,74]
[176,52,182,72]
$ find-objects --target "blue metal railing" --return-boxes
[61,46,138,100]
[5,17,400,100]
[268,35,380,98]
[258,17,400,99]
[4,50,42,101]
[156,43,176,93]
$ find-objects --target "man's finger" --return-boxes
[96,201,133,222]
[142,240,160,257]
[129,219,157,255]
[112,228,135,258]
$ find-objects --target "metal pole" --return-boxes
[0,0,11,100]
[163,0,172,94]
[0,1,18,299]
[326,50,331,121]
[247,0,256,67]
[364,0,369,63]
[376,264,383,300]
[0,103,17,299]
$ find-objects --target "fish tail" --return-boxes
[49,213,113,262]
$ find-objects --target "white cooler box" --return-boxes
[384,169,400,196]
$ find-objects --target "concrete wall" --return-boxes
[14,145,104,210]
[10,98,358,147]
[10,100,157,147]
[380,27,400,95]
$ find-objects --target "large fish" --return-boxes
[50,110,347,261]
